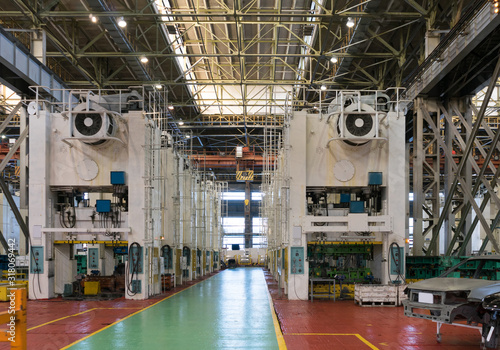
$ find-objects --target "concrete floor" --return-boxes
[0,268,486,349]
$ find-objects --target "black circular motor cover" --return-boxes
[74,113,103,136]
[345,113,373,137]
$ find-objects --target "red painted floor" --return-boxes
[0,269,487,350]
[264,270,483,350]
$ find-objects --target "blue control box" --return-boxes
[390,246,405,275]
[129,246,143,274]
[350,201,365,213]
[340,193,350,203]
[113,246,128,254]
[368,172,383,185]
[96,199,111,213]
[290,247,305,274]
[30,246,44,274]
[110,171,126,185]
[88,248,99,269]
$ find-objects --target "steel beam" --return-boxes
[3,10,424,19]
[0,229,9,253]
[405,2,500,100]
[0,177,29,241]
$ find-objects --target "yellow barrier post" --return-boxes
[0,288,27,349]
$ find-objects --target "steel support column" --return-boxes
[460,99,473,255]
[443,101,454,252]
[244,181,252,249]
[412,98,425,255]
[412,98,441,255]
[426,54,500,255]
[19,105,28,255]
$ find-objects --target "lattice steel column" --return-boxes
[457,98,473,255]
[443,100,454,253]
[412,99,424,255]
[412,98,441,255]
[443,96,500,256]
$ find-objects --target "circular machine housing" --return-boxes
[330,102,377,146]
[71,101,116,146]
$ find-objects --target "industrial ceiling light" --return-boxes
[140,56,149,63]
[346,17,355,28]
[330,56,338,63]
[90,14,97,23]
[155,84,162,89]
[178,119,184,126]
[320,85,327,91]
[186,134,191,139]
[117,17,127,28]
[168,105,174,110]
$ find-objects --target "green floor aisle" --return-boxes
[67,267,281,349]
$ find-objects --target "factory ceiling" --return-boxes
[0,0,490,180]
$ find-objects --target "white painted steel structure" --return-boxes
[264,89,406,299]
[28,88,224,300]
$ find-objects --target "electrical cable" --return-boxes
[292,273,308,301]
[25,227,41,299]
[59,209,66,228]
[160,245,172,293]
[126,242,142,296]
[161,245,172,269]
[388,242,405,284]
[182,246,191,278]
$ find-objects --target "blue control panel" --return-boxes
[110,171,126,185]
[96,199,111,213]
[129,246,143,274]
[131,280,141,293]
[390,246,404,275]
[290,247,305,274]
[30,246,44,274]
[88,248,99,269]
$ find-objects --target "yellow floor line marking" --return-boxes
[287,333,379,350]
[27,307,142,331]
[60,275,218,350]
[266,289,287,350]
[354,334,380,350]
[28,309,97,331]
